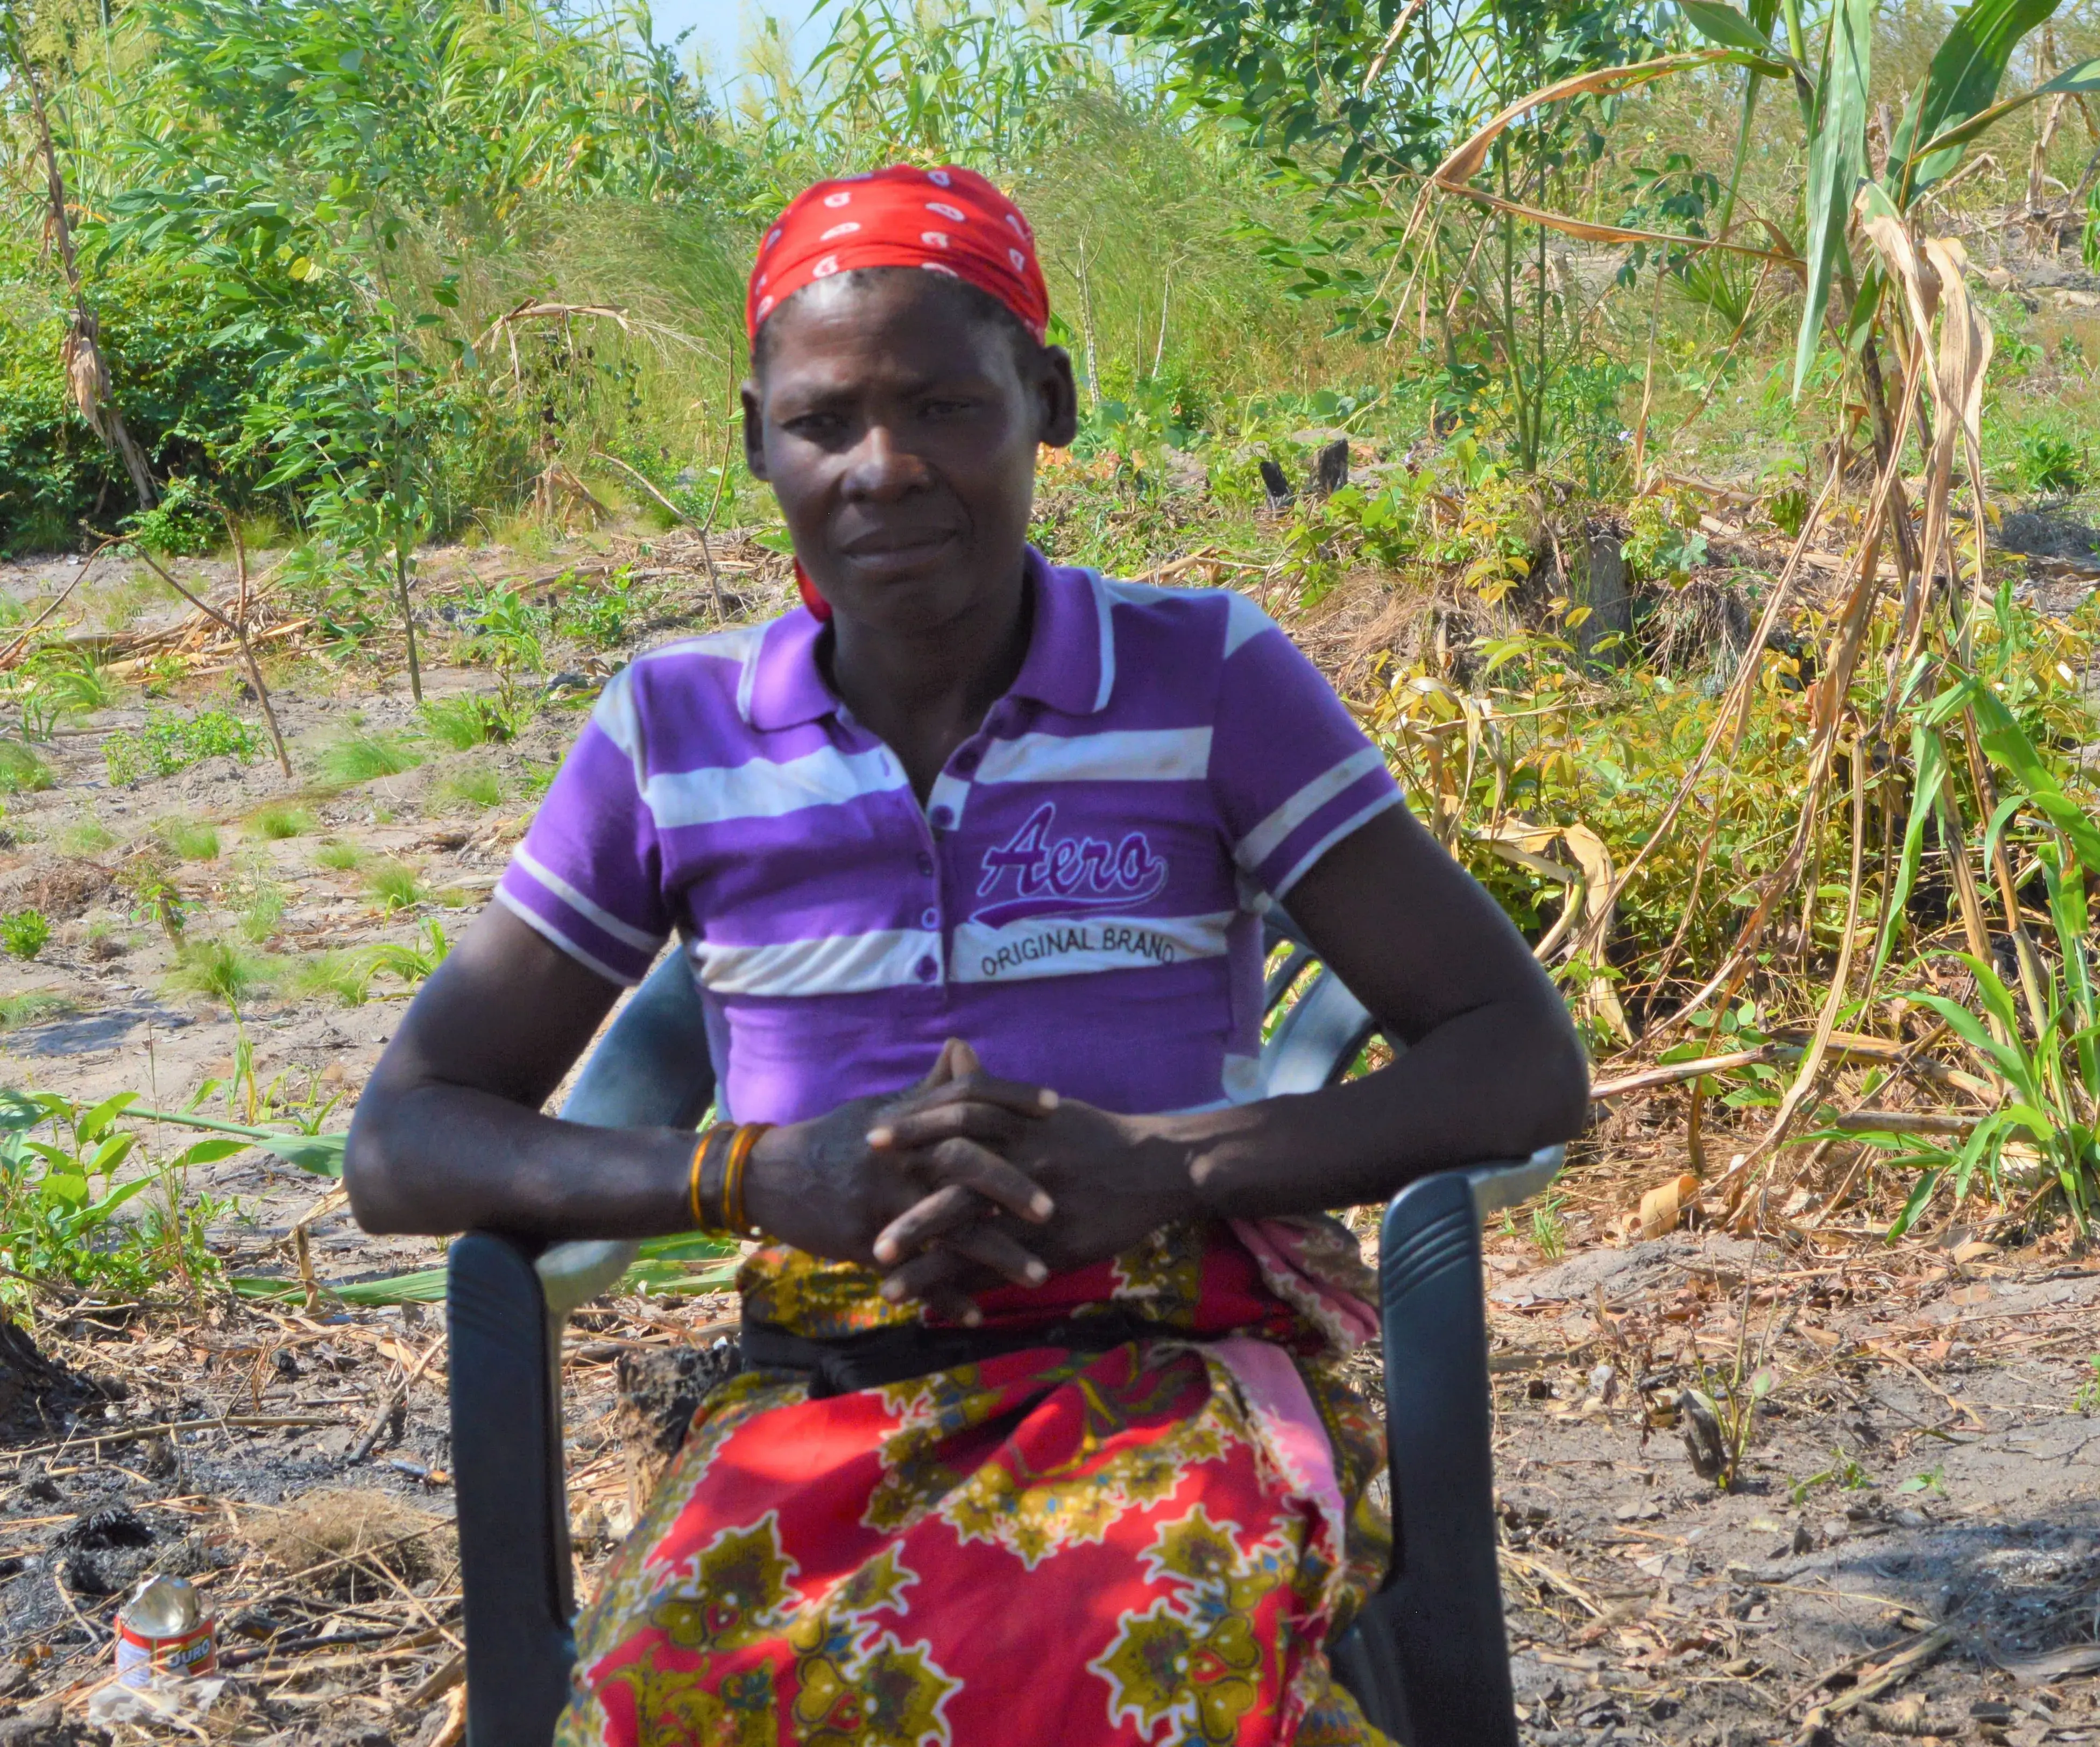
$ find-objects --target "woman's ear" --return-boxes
[1035,346,1081,450]
[740,380,770,482]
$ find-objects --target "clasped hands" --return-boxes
[741,1039,1192,1325]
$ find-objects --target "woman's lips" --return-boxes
[839,530,958,571]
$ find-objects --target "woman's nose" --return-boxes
[841,424,930,499]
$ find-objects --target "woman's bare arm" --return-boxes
[345,907,1058,1288]
[869,801,1590,1295]
[343,907,693,1238]
[1169,797,1590,1214]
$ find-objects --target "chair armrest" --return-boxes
[538,1239,641,1324]
[1466,1144,1565,1225]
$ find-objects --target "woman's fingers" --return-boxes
[869,1093,1053,1164]
[918,1036,983,1090]
[872,1183,977,1264]
[907,1135,1051,1225]
[880,1225,1045,1306]
[869,1077,1057,1150]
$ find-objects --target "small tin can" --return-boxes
[114,1575,217,1688]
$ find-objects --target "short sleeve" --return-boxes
[494,672,673,985]
[1210,597,1402,901]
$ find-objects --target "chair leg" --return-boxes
[1363,1169,1519,1747]
[448,1232,578,1747]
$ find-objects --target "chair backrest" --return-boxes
[1259,913,1383,1095]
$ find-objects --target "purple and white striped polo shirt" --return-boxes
[497,548,1401,1123]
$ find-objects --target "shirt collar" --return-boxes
[741,545,1112,731]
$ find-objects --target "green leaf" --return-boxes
[87,1133,137,1178]
[1870,723,1947,986]
[0,1090,51,1133]
[40,1172,89,1209]
[1891,0,2074,199]
[79,1091,139,1144]
[1794,0,1874,393]
[235,1268,449,1306]
[1680,0,1784,58]
[1888,1166,1945,1238]
[1911,55,2100,172]
[126,1107,345,1178]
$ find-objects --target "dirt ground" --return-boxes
[0,534,2095,1742]
[3,1214,2094,1744]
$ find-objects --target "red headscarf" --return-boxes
[747,166,1050,620]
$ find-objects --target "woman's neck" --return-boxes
[825,556,1034,802]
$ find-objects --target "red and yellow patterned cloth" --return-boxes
[556,1220,1396,1747]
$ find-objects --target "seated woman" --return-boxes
[345,165,1588,1747]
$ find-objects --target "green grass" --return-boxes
[419,695,510,750]
[319,733,423,784]
[314,839,365,873]
[156,817,221,861]
[365,859,426,914]
[164,938,275,1009]
[0,989,73,1029]
[35,652,123,717]
[239,879,288,944]
[1,910,52,960]
[0,742,53,795]
[56,817,117,855]
[283,949,372,1007]
[251,802,317,840]
[434,762,504,809]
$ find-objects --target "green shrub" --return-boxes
[251,803,317,840]
[164,937,274,1008]
[314,839,365,872]
[239,878,288,943]
[365,859,426,914]
[319,733,423,784]
[58,817,118,855]
[285,949,371,1007]
[0,991,72,1029]
[1,911,52,960]
[118,473,221,558]
[435,763,504,809]
[0,742,53,795]
[104,710,260,784]
[2016,426,2085,496]
[156,817,221,861]
[419,695,513,750]
[30,649,124,718]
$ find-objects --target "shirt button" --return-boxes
[929,804,953,830]
[916,853,935,878]
[954,747,980,774]
[921,907,939,929]
[914,954,938,982]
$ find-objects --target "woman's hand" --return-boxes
[741,1039,1063,1318]
[866,1076,1196,1314]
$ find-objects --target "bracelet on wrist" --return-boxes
[688,1121,735,1233]
[723,1121,773,1239]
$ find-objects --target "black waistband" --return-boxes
[740,1311,1170,1399]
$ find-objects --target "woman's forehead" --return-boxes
[759,271,1029,384]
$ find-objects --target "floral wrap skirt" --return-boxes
[555,1218,1397,1747]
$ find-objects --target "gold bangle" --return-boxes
[688,1121,733,1232]
[724,1121,772,1238]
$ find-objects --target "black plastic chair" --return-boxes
[446,921,1561,1746]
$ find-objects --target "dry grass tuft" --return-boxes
[248,1486,455,1599]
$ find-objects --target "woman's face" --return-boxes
[743,271,1078,634]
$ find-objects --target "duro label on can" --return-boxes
[114,1617,217,1688]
